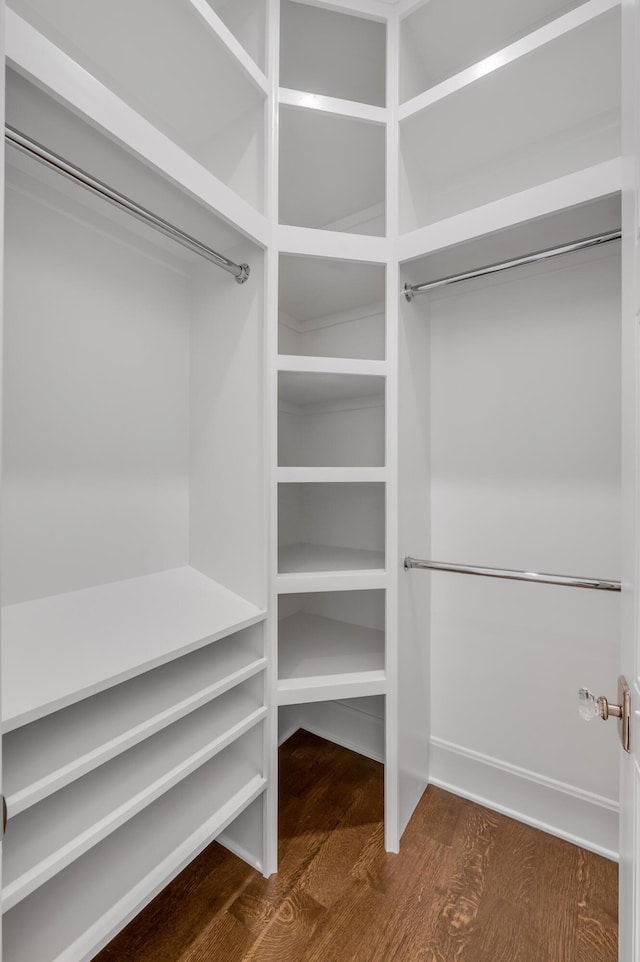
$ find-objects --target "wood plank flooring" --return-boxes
[95,730,618,962]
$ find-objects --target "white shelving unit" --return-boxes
[1,3,270,955]
[400,0,587,102]
[0,0,629,955]
[399,0,620,231]
[3,728,265,962]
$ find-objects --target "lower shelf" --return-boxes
[3,731,266,962]
[278,611,386,705]
[3,679,266,909]
[278,543,385,574]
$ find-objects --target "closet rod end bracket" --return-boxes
[403,284,416,302]
[235,264,251,285]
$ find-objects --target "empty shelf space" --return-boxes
[4,624,265,816]
[2,567,266,732]
[399,6,621,231]
[278,587,385,704]
[8,1,267,211]
[3,677,265,909]
[279,107,385,236]
[278,255,386,361]
[278,372,385,468]
[279,482,385,577]
[280,1,386,107]
[3,730,265,962]
[400,0,588,102]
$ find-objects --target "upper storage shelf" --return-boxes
[399,4,621,233]
[7,0,267,215]
[280,1,386,107]
[400,0,589,104]
[280,107,385,235]
[204,0,267,73]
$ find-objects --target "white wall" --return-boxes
[2,165,191,605]
[426,244,621,856]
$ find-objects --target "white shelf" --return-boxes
[279,88,386,125]
[279,106,386,236]
[3,679,266,910]
[277,611,385,705]
[4,629,265,816]
[278,544,385,575]
[6,11,268,238]
[397,159,622,263]
[278,254,386,362]
[2,566,266,732]
[399,5,621,232]
[3,736,266,962]
[280,1,386,107]
[278,357,387,377]
[399,0,604,106]
[277,569,388,595]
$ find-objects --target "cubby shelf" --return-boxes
[399,2,621,232]
[3,734,266,962]
[279,0,386,107]
[278,254,386,362]
[277,611,385,705]
[6,10,268,240]
[4,630,265,817]
[3,684,266,910]
[2,566,266,732]
[279,105,386,236]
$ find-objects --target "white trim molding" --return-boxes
[429,736,619,861]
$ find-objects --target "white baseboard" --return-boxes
[429,736,619,861]
[295,700,385,763]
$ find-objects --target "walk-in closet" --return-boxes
[1,0,638,959]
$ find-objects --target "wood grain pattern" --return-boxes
[94,730,618,962]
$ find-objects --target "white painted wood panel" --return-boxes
[280,1,386,106]
[3,731,265,962]
[2,567,265,731]
[4,626,265,815]
[400,7,621,230]
[3,680,266,909]
[278,611,385,702]
[8,0,267,209]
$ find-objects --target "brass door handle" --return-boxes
[578,676,631,752]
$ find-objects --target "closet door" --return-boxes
[620,0,640,956]
[0,0,4,956]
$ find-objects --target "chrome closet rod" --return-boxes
[403,557,621,592]
[4,125,250,284]
[403,230,621,301]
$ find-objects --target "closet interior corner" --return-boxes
[0,0,628,957]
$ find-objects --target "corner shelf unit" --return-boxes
[399,0,621,233]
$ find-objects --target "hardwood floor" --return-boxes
[95,730,618,962]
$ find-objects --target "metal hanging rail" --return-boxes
[403,557,621,592]
[5,125,250,284]
[403,231,621,302]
